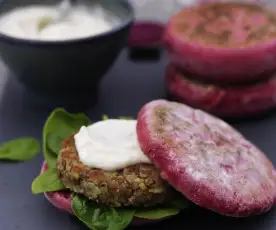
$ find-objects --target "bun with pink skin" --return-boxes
[136,99,276,217]
[164,1,276,84]
[165,63,276,118]
[40,161,169,226]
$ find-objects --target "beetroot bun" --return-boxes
[164,1,276,84]
[165,63,276,118]
[40,161,169,226]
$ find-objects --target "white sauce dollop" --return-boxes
[0,4,120,41]
[74,119,151,171]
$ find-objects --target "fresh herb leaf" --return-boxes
[102,115,109,120]
[37,16,53,31]
[118,116,133,120]
[133,195,191,219]
[43,133,64,168]
[31,168,65,194]
[134,208,179,219]
[43,108,91,168]
[46,133,65,156]
[72,195,135,230]
[133,194,191,219]
[44,145,57,169]
[170,197,192,210]
[0,137,40,161]
[102,115,133,121]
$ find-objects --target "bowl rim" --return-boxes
[0,0,134,47]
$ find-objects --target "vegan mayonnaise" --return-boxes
[0,4,120,41]
[74,119,151,171]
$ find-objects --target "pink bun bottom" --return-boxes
[40,161,169,226]
[165,63,276,118]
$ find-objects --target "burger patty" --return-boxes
[56,135,175,207]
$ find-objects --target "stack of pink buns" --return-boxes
[164,1,276,118]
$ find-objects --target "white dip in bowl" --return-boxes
[0,2,121,41]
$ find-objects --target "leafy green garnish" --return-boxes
[102,115,133,121]
[32,168,66,194]
[102,115,109,120]
[37,16,53,31]
[134,196,191,219]
[72,195,135,230]
[134,208,179,219]
[42,108,91,168]
[118,116,133,120]
[0,137,40,161]
[46,133,65,156]
[170,197,191,210]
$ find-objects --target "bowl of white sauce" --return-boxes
[0,0,133,95]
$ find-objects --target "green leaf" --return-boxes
[37,16,53,31]
[118,116,133,120]
[134,196,191,219]
[46,133,65,156]
[102,115,109,120]
[43,108,91,168]
[134,208,179,219]
[31,168,66,194]
[43,146,57,169]
[72,195,135,230]
[0,137,40,161]
[170,197,191,210]
[102,115,133,121]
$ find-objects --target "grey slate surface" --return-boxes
[0,50,276,230]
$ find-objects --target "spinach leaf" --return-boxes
[46,133,65,156]
[43,108,91,168]
[102,115,109,120]
[72,195,135,230]
[134,208,179,219]
[32,168,66,194]
[170,197,192,210]
[118,116,133,120]
[44,133,60,169]
[134,195,191,219]
[37,16,53,31]
[43,147,57,169]
[0,137,40,161]
[102,115,133,121]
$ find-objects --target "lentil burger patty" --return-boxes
[56,135,172,207]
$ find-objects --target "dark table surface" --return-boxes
[0,49,276,230]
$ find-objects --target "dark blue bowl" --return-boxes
[0,0,134,95]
